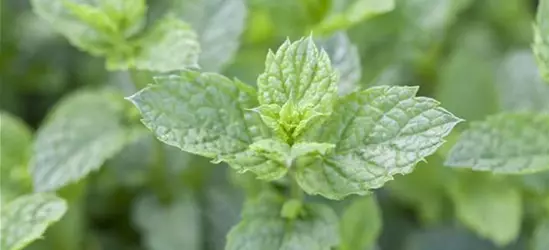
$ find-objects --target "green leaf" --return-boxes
[445,113,549,174]
[314,0,395,35]
[533,218,549,250]
[109,17,201,72]
[533,0,549,83]
[339,195,382,250]
[497,50,549,112]
[128,71,269,160]
[31,0,145,57]
[0,112,33,204]
[225,190,339,250]
[448,173,522,246]
[0,193,67,250]
[176,0,247,71]
[31,89,130,192]
[257,36,338,142]
[132,193,201,250]
[295,86,461,199]
[316,32,362,95]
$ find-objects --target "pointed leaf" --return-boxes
[445,113,549,174]
[257,37,338,141]
[0,193,67,250]
[31,90,130,192]
[225,191,339,250]
[295,86,461,199]
[128,71,269,161]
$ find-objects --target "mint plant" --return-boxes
[129,36,461,200]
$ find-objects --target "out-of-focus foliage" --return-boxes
[1,0,548,249]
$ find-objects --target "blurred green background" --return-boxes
[2,0,549,249]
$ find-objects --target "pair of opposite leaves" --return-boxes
[129,36,461,200]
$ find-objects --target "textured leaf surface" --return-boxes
[129,17,200,72]
[0,112,33,204]
[177,0,246,71]
[295,86,461,199]
[132,193,201,250]
[257,37,338,141]
[316,32,362,95]
[128,71,269,161]
[449,174,522,246]
[225,191,339,250]
[339,195,382,250]
[314,0,395,35]
[0,193,67,250]
[31,90,129,192]
[497,50,549,112]
[533,218,549,250]
[533,0,549,82]
[445,113,549,174]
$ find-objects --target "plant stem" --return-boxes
[289,171,304,201]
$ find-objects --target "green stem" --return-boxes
[289,171,304,201]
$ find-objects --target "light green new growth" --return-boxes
[445,113,549,174]
[32,0,201,72]
[0,193,67,250]
[129,36,461,199]
[534,0,549,83]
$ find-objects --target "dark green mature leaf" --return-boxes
[225,190,339,250]
[0,193,67,250]
[316,32,362,95]
[446,113,549,174]
[533,218,549,250]
[0,112,33,204]
[257,37,338,142]
[128,71,272,173]
[31,89,131,192]
[533,0,549,83]
[448,174,522,246]
[314,0,395,35]
[295,86,461,199]
[339,195,382,250]
[132,193,201,250]
[176,0,247,71]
